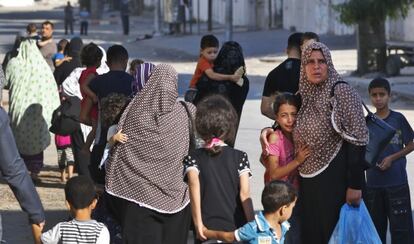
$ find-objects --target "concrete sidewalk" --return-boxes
[0,2,414,243]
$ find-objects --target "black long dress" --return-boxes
[194,41,249,146]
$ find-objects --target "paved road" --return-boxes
[0,2,413,243]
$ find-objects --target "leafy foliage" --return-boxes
[334,0,414,25]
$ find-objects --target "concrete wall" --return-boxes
[282,0,353,35]
[0,0,34,6]
[191,0,252,26]
[386,8,414,42]
[142,0,414,41]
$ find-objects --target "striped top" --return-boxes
[41,219,110,244]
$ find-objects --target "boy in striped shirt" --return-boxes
[40,176,109,244]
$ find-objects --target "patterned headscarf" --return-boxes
[5,39,60,155]
[293,42,368,176]
[132,62,155,95]
[105,64,196,213]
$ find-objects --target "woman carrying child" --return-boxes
[184,94,254,243]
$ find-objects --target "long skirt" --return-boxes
[300,144,347,244]
[107,194,191,244]
[21,152,44,174]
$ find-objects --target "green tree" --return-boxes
[334,0,414,75]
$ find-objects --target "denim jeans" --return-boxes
[364,184,414,244]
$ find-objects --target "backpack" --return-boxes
[49,96,81,135]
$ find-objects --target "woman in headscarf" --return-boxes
[293,42,368,243]
[194,41,248,146]
[131,62,155,96]
[54,36,83,86]
[2,32,24,72]
[105,64,194,244]
[5,39,60,182]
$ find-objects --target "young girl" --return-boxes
[55,134,74,182]
[262,92,310,244]
[184,94,254,243]
[263,92,310,187]
[79,43,102,152]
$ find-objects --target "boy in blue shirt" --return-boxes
[364,77,414,243]
[202,180,297,244]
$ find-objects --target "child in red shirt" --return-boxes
[186,35,243,102]
[79,43,102,152]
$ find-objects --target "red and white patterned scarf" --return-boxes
[293,42,368,177]
[105,64,196,213]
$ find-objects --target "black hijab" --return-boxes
[2,33,24,72]
[54,37,83,85]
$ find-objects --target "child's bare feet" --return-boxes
[67,165,74,179]
[61,169,67,183]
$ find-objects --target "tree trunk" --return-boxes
[371,20,387,73]
[357,21,370,75]
[356,19,386,75]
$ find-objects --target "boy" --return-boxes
[365,77,414,243]
[299,32,319,51]
[186,35,243,101]
[82,45,134,184]
[26,23,40,41]
[39,176,110,243]
[79,7,90,35]
[52,39,71,67]
[202,180,297,244]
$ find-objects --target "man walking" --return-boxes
[64,1,74,35]
[120,0,130,35]
[39,20,57,71]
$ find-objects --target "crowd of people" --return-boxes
[0,18,413,244]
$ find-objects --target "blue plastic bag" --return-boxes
[328,200,381,244]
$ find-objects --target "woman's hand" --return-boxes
[259,127,274,156]
[294,144,311,164]
[346,188,362,207]
[230,74,242,83]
